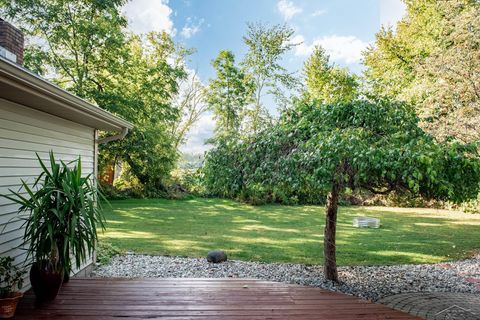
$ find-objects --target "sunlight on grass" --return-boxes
[105,220,125,225]
[224,236,284,245]
[450,220,480,226]
[232,218,259,223]
[98,198,480,266]
[414,222,443,227]
[240,224,300,233]
[104,230,155,239]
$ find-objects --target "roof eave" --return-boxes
[0,57,133,132]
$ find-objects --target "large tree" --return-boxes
[206,50,254,140]
[241,22,298,133]
[0,0,128,97]
[171,70,208,152]
[294,99,480,281]
[97,32,187,192]
[363,0,480,143]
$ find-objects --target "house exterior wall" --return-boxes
[0,97,95,288]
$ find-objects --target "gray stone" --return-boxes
[207,250,227,263]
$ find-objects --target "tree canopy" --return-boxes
[97,33,188,193]
[0,0,128,97]
[206,50,254,140]
[241,23,298,133]
[363,0,480,143]
[1,0,191,194]
[303,46,358,104]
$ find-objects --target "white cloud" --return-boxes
[312,9,327,17]
[180,113,215,155]
[380,0,406,29]
[123,0,175,35]
[277,0,302,21]
[180,17,204,39]
[293,34,369,64]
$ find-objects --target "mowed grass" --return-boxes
[99,198,480,266]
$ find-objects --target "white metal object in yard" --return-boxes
[353,216,380,228]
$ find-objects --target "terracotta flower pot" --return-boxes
[0,292,23,319]
[29,261,64,302]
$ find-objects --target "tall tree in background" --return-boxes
[171,71,208,152]
[98,32,187,193]
[0,0,128,97]
[206,50,254,140]
[241,23,298,134]
[1,0,188,194]
[364,0,480,143]
[303,45,358,104]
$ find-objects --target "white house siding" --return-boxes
[0,98,95,287]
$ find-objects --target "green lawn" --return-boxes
[99,198,480,266]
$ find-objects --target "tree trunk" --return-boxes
[324,182,340,282]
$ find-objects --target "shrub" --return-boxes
[0,257,26,297]
[96,242,122,265]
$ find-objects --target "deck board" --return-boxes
[15,278,422,319]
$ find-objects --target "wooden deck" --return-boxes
[15,278,422,319]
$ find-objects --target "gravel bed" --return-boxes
[91,253,480,301]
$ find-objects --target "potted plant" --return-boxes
[4,152,105,301]
[0,256,26,318]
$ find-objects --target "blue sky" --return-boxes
[123,0,406,154]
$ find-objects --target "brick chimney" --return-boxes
[0,18,24,65]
